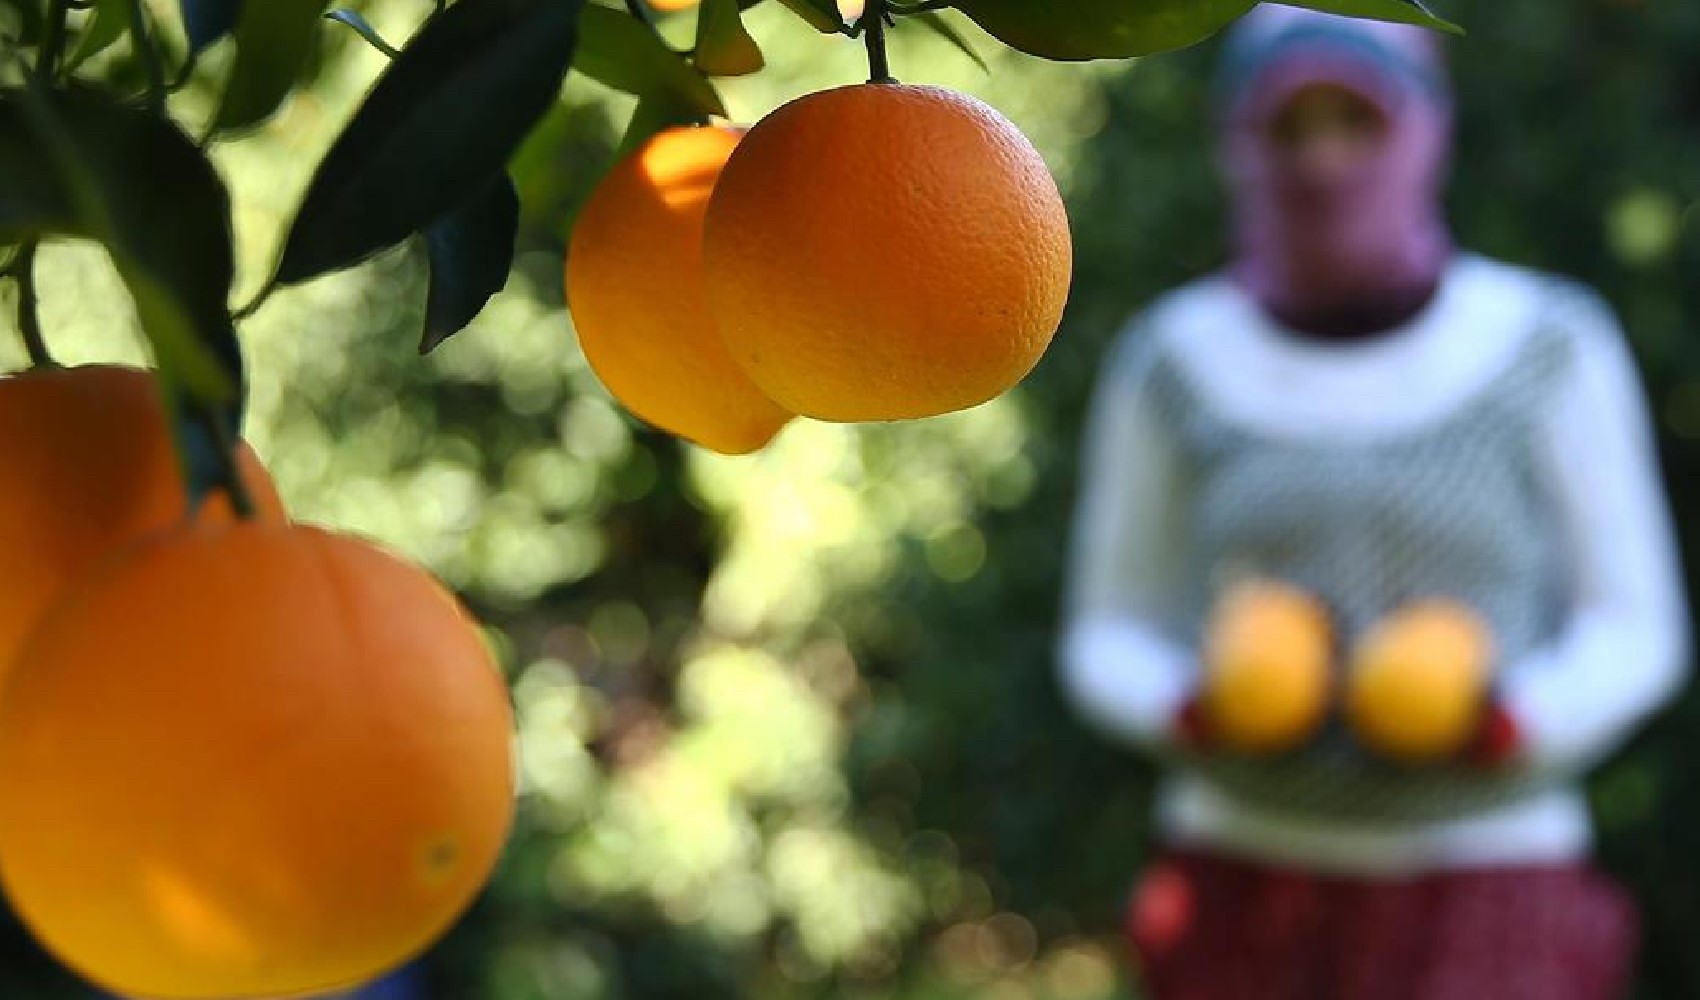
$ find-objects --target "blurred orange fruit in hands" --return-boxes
[567,125,793,455]
[1200,579,1334,753]
[702,82,1072,422]
[0,364,282,683]
[1345,599,1494,763]
[0,522,515,1000]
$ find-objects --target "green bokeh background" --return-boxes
[4,0,1700,997]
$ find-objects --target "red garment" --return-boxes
[1126,849,1637,1000]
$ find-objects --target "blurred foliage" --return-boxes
[4,0,1700,998]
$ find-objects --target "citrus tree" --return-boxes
[0,0,1459,997]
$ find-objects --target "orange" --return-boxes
[0,522,516,999]
[649,0,699,10]
[702,83,1072,422]
[1345,599,1494,763]
[566,125,792,455]
[0,364,282,684]
[1200,580,1333,753]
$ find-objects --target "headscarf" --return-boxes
[1216,6,1454,321]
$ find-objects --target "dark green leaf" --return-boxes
[276,0,583,284]
[65,0,129,71]
[695,0,764,77]
[616,92,701,156]
[0,85,238,403]
[326,8,401,58]
[904,9,987,73]
[178,0,243,51]
[421,172,519,352]
[575,4,725,117]
[955,0,1253,60]
[1276,0,1461,34]
[507,96,610,247]
[775,0,844,34]
[1,0,47,45]
[213,0,334,132]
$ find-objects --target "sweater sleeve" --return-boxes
[1057,323,1200,751]
[1497,287,1692,776]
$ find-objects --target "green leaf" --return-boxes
[695,0,763,77]
[65,0,129,71]
[575,4,725,116]
[421,172,519,352]
[903,9,986,73]
[0,0,47,46]
[0,85,239,403]
[178,0,243,52]
[774,0,843,34]
[955,0,1253,60]
[213,0,334,132]
[1275,0,1461,34]
[277,0,583,284]
[615,92,703,156]
[325,8,401,58]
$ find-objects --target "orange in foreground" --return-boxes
[0,364,282,681]
[567,125,792,455]
[703,83,1073,422]
[0,522,516,999]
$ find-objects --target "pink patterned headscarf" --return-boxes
[1217,6,1454,318]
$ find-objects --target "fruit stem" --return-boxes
[863,0,896,84]
[122,0,167,115]
[625,0,659,31]
[12,241,55,369]
[205,408,256,519]
[35,0,68,81]
[233,276,278,322]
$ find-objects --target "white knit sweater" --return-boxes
[1060,254,1691,876]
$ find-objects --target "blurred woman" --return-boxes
[1060,8,1691,1000]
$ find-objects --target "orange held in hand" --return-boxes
[702,82,1073,422]
[0,364,282,684]
[1200,579,1333,753]
[1345,599,1494,764]
[0,522,515,1000]
[567,125,793,455]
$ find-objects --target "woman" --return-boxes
[1060,8,1690,1000]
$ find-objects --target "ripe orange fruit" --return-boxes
[702,83,1072,422]
[0,522,515,999]
[0,364,283,683]
[1200,580,1333,753]
[1345,600,1494,763]
[567,125,792,455]
[648,0,699,11]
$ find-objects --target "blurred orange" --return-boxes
[1201,580,1334,753]
[1346,600,1494,762]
